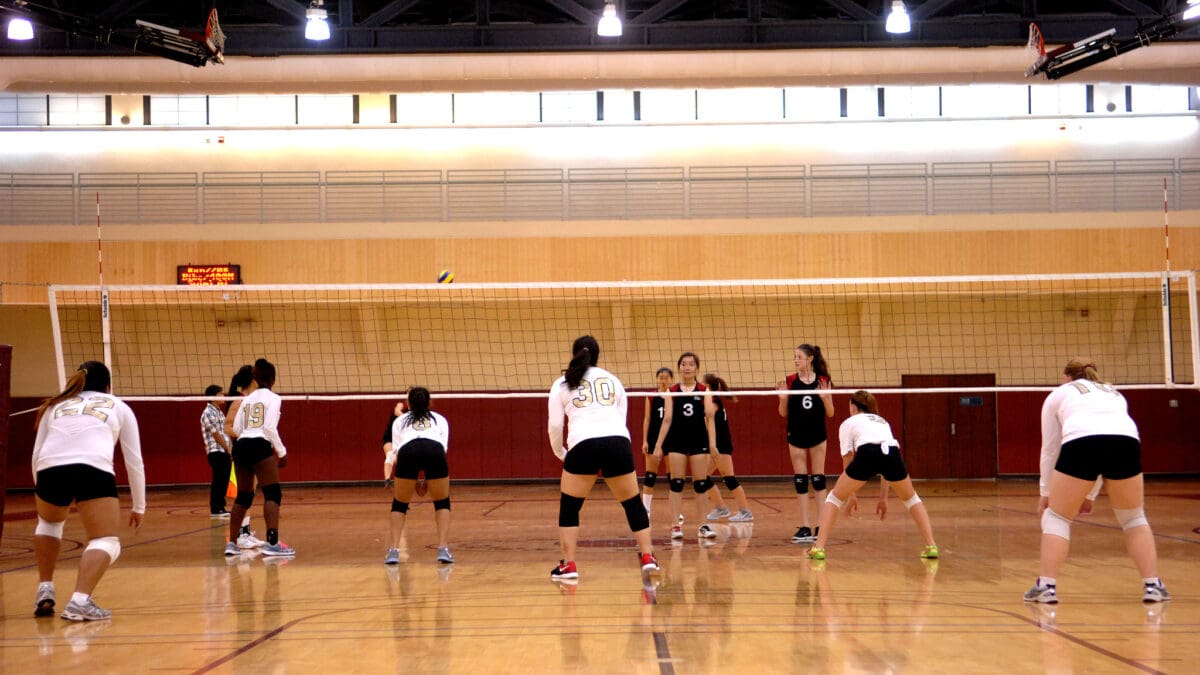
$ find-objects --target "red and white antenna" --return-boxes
[97,192,113,384]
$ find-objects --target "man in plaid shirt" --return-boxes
[202,384,232,517]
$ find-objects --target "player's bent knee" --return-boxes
[35,518,65,539]
[621,495,650,532]
[234,490,255,508]
[85,536,121,563]
[261,483,282,505]
[903,494,922,510]
[723,475,740,491]
[811,474,827,492]
[559,493,585,527]
[1041,507,1072,540]
[1114,506,1148,530]
[794,474,809,494]
[644,472,658,488]
[433,497,451,511]
[825,492,845,509]
[391,498,408,513]
[669,478,686,493]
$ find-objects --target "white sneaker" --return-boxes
[698,524,717,539]
[237,531,266,549]
[1143,582,1171,603]
[728,508,754,522]
[61,597,111,622]
[1023,582,1058,604]
[706,506,731,521]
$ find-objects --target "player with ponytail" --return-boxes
[384,386,454,565]
[548,335,659,580]
[778,343,834,543]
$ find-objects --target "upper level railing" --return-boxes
[1,158,1196,226]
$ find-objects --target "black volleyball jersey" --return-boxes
[786,374,828,438]
[713,396,732,452]
[646,395,667,448]
[662,382,709,451]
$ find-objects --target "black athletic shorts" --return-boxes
[394,438,450,481]
[666,445,710,457]
[233,437,275,468]
[788,428,828,449]
[1055,434,1142,482]
[563,435,636,478]
[35,463,118,506]
[843,443,909,482]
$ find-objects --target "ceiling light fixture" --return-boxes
[885,1,911,34]
[305,0,331,41]
[1183,0,1200,21]
[597,2,622,38]
[7,17,34,40]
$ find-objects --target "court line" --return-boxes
[480,501,509,517]
[993,506,1200,544]
[960,603,1167,675]
[653,632,676,675]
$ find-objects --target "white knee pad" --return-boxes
[1041,508,1072,541]
[35,518,65,539]
[903,494,922,510]
[1114,507,1149,530]
[85,536,121,563]
[825,492,845,509]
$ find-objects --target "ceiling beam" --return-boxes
[910,0,963,21]
[1107,0,1162,16]
[262,0,307,23]
[359,0,422,28]
[97,0,153,25]
[629,0,690,26]
[544,0,596,26]
[818,0,875,22]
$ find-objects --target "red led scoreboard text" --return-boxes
[177,264,242,286]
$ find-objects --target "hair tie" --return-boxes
[581,347,589,353]
[79,367,88,374]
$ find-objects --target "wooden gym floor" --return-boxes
[1,479,1196,674]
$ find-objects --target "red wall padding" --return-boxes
[6,389,1197,488]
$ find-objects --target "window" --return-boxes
[541,91,598,124]
[47,95,106,126]
[297,95,354,125]
[1029,84,1087,116]
[783,87,841,121]
[842,86,879,119]
[882,87,940,118]
[453,92,540,125]
[599,90,636,123]
[0,94,48,126]
[1129,85,1191,114]
[637,89,696,123]
[941,85,1029,118]
[393,93,453,125]
[149,95,208,126]
[696,88,782,123]
[207,95,296,126]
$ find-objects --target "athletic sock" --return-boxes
[1143,577,1161,586]
[1038,576,1057,588]
[71,592,90,605]
[267,529,279,545]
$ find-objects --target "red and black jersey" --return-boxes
[662,382,708,452]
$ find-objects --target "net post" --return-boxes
[48,286,67,391]
[0,344,11,542]
[1188,271,1199,387]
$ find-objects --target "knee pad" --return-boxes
[391,498,408,513]
[1041,507,1072,541]
[1114,507,1149,530]
[825,492,845,509]
[433,497,451,511]
[723,475,740,491]
[694,478,712,494]
[621,495,650,532]
[669,477,686,493]
[644,472,658,488]
[559,493,585,527]
[903,494,922,510]
[794,474,809,494]
[35,518,65,539]
[811,474,827,491]
[85,536,121,563]
[261,483,282,505]
[234,490,255,509]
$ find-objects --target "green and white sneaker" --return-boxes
[921,544,939,559]
[807,547,826,560]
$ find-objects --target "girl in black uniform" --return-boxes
[702,374,753,522]
[777,344,834,544]
[640,367,674,515]
[654,352,719,541]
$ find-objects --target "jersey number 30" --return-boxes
[572,378,618,408]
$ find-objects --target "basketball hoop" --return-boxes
[1024,22,1047,77]
[205,8,226,64]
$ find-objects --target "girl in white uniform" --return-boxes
[1024,358,1169,604]
[384,387,454,565]
[548,335,659,580]
[807,390,938,561]
[31,361,145,621]
[229,359,294,557]
[222,364,265,552]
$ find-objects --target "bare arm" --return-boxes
[704,393,718,455]
[653,398,673,455]
[777,378,788,418]
[818,378,834,418]
[641,397,652,454]
[224,400,242,439]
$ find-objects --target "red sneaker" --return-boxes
[640,552,660,572]
[551,559,579,580]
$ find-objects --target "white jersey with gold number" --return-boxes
[233,388,287,458]
[31,390,147,513]
[837,413,899,457]
[1039,379,1137,496]
[390,411,449,454]
[548,366,629,459]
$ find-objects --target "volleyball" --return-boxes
[437,270,454,284]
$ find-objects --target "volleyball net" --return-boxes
[47,272,1198,401]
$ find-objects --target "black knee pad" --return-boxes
[391,499,409,513]
[669,477,686,493]
[723,475,740,491]
[794,474,809,494]
[811,474,827,491]
[261,483,282,505]
[234,491,255,508]
[433,497,451,511]
[644,471,658,488]
[559,493,585,527]
[694,478,711,493]
[621,495,650,532]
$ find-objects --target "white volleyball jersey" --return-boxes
[548,366,630,458]
[31,390,147,513]
[233,388,287,457]
[838,413,899,457]
[1039,379,1138,496]
[390,411,449,453]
